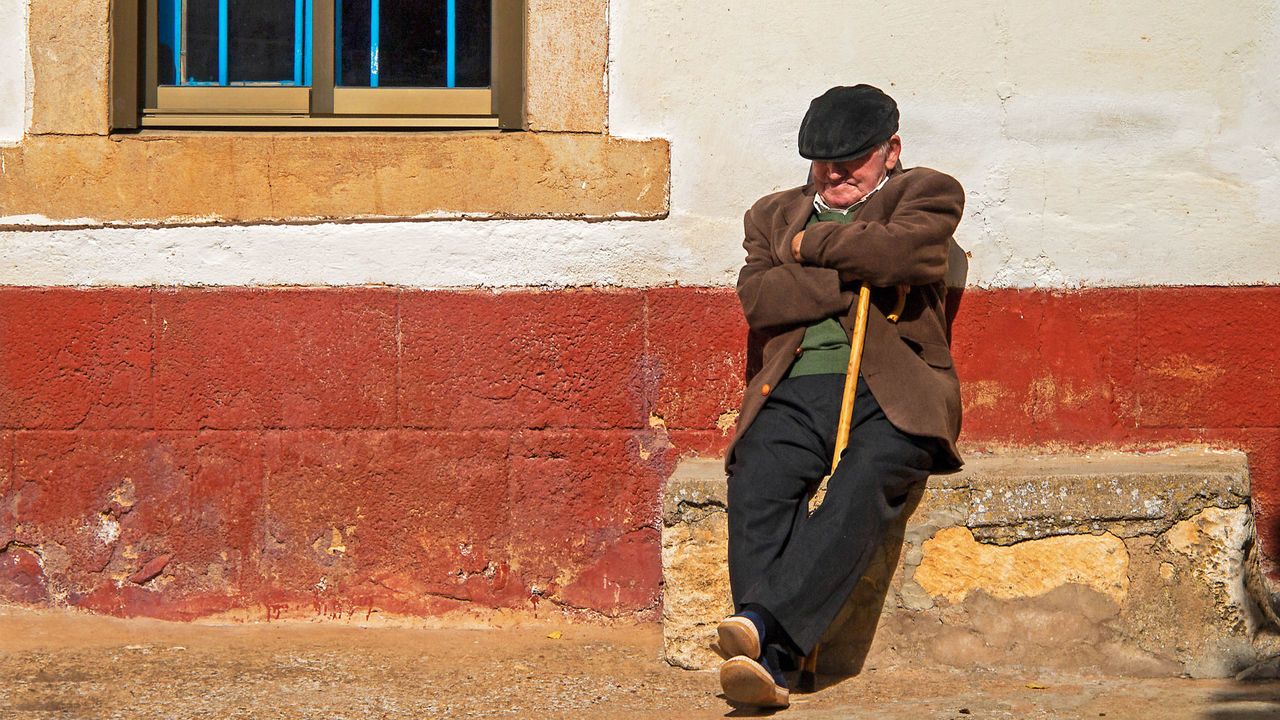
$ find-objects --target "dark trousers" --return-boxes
[727,373,935,656]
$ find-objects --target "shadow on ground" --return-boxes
[1202,684,1280,719]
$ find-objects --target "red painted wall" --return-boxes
[1,286,1277,620]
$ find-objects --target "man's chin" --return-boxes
[819,190,865,207]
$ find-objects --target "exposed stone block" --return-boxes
[0,134,670,225]
[957,451,1250,543]
[28,0,110,135]
[526,0,609,132]
[661,459,732,665]
[914,527,1130,603]
[661,448,1269,678]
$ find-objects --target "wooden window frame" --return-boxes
[110,0,525,130]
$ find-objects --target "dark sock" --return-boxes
[741,603,780,644]
[738,605,793,686]
[738,607,768,650]
[742,603,801,657]
[761,646,790,688]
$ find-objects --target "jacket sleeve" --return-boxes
[797,171,964,287]
[736,204,853,332]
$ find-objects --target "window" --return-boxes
[110,0,524,129]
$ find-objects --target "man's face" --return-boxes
[811,134,902,208]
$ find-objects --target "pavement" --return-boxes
[2,606,1280,719]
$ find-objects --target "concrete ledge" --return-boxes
[662,447,1272,678]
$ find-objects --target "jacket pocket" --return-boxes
[901,336,954,369]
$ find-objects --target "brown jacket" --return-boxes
[726,165,966,472]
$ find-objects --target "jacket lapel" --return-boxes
[776,185,816,263]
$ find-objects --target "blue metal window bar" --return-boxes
[163,0,469,90]
[447,0,456,88]
[370,0,379,87]
[170,0,313,86]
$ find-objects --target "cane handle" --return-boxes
[886,285,908,323]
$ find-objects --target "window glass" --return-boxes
[138,0,516,128]
[185,1,221,84]
[157,0,177,85]
[379,0,448,87]
[228,0,298,83]
[454,0,491,88]
[338,0,490,88]
[337,0,373,86]
[158,0,307,86]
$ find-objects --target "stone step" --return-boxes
[661,447,1276,678]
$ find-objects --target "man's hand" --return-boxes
[801,232,859,283]
[800,232,857,283]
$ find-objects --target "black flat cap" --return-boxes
[798,84,899,162]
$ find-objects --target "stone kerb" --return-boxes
[661,447,1274,678]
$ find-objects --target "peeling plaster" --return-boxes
[95,511,121,547]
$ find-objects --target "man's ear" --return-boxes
[885,135,903,171]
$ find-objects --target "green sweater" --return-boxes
[785,207,860,378]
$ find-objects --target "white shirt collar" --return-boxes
[813,172,890,215]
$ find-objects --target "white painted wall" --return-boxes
[0,0,29,144]
[2,0,1279,288]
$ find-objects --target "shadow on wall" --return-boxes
[1270,516,1280,586]
[814,484,925,680]
[945,238,969,342]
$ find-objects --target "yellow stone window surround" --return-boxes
[0,0,670,226]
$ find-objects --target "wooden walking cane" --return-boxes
[797,280,876,692]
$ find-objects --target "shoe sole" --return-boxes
[720,656,790,708]
[717,616,761,660]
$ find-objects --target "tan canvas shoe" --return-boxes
[719,656,790,709]
[716,615,761,660]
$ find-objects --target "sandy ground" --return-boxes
[2,607,1279,719]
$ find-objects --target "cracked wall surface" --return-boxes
[0,287,705,621]
[3,285,1280,621]
[3,286,1280,621]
